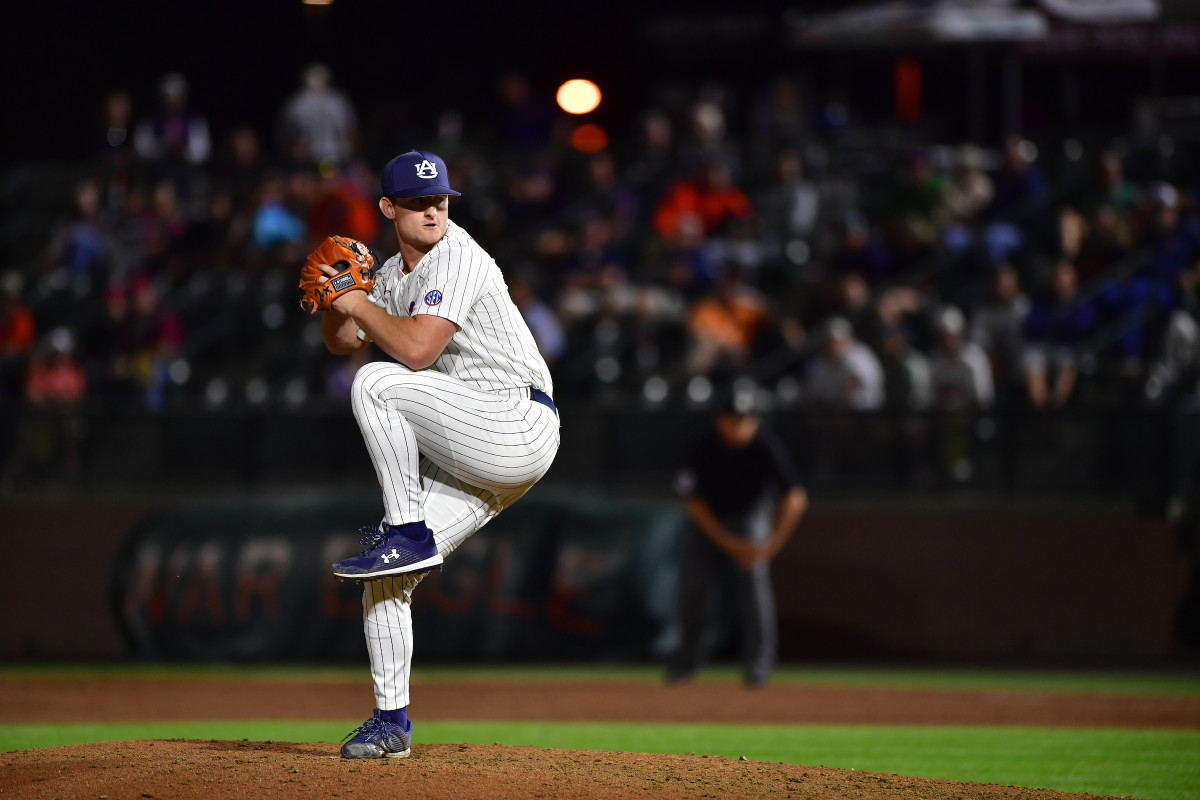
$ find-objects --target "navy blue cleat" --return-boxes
[340,709,412,759]
[332,521,443,580]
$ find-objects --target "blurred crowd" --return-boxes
[3,65,1200,484]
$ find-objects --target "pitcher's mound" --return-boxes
[2,739,1117,799]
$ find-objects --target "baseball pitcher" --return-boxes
[298,149,560,758]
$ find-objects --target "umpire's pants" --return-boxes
[670,529,777,683]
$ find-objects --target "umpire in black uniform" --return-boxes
[667,387,808,687]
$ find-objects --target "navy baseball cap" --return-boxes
[381,150,461,198]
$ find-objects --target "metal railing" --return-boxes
[2,404,1191,506]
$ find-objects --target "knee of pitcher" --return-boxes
[351,361,411,398]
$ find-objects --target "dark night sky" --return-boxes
[1,1,1186,162]
[1,0,809,160]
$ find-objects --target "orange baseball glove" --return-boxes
[297,235,380,314]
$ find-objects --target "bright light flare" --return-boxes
[556,79,601,115]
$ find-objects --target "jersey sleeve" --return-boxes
[412,244,489,329]
[356,260,400,342]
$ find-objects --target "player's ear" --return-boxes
[379,197,396,220]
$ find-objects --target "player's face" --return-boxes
[715,412,758,448]
[381,194,449,252]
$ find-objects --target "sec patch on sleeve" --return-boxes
[424,290,443,306]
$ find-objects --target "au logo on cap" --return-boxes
[415,160,439,179]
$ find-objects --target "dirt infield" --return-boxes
[4,676,1197,799]
[3,676,1198,728]
[3,740,1119,800]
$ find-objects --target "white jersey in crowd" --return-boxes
[361,219,553,397]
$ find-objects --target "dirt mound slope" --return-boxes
[1,740,1120,800]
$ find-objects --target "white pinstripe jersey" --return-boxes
[363,220,554,397]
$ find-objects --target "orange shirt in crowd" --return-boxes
[686,294,766,352]
[307,180,381,245]
[653,180,752,239]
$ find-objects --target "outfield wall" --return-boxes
[0,492,1184,663]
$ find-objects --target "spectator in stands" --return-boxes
[989,135,1051,223]
[96,91,134,167]
[278,64,359,168]
[43,179,110,280]
[1062,151,1140,270]
[876,320,933,488]
[984,135,1051,265]
[0,270,34,384]
[625,110,679,210]
[750,78,808,175]
[754,148,821,250]
[828,210,892,284]
[25,329,87,407]
[1074,204,1134,282]
[879,323,932,412]
[1094,265,1175,366]
[572,152,640,248]
[1145,308,1200,404]
[706,214,769,288]
[133,73,211,184]
[930,306,994,411]
[502,153,560,230]
[214,126,268,214]
[1023,260,1095,408]
[144,179,190,276]
[929,305,992,484]
[886,148,946,256]
[969,263,1030,394]
[90,283,137,402]
[251,173,307,253]
[509,273,566,366]
[937,145,994,250]
[679,99,742,182]
[132,275,183,411]
[654,158,752,241]
[2,328,87,487]
[305,163,381,245]
[93,275,183,409]
[1142,182,1200,301]
[556,215,633,326]
[0,271,35,480]
[1083,150,1142,219]
[684,264,768,375]
[803,316,884,411]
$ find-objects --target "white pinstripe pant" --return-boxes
[351,361,560,710]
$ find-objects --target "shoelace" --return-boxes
[356,525,389,555]
[342,715,384,742]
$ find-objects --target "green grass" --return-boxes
[2,720,1197,800]
[3,663,1199,697]
[3,665,1198,798]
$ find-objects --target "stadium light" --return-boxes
[556,79,601,115]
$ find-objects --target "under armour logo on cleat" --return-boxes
[380,549,402,563]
